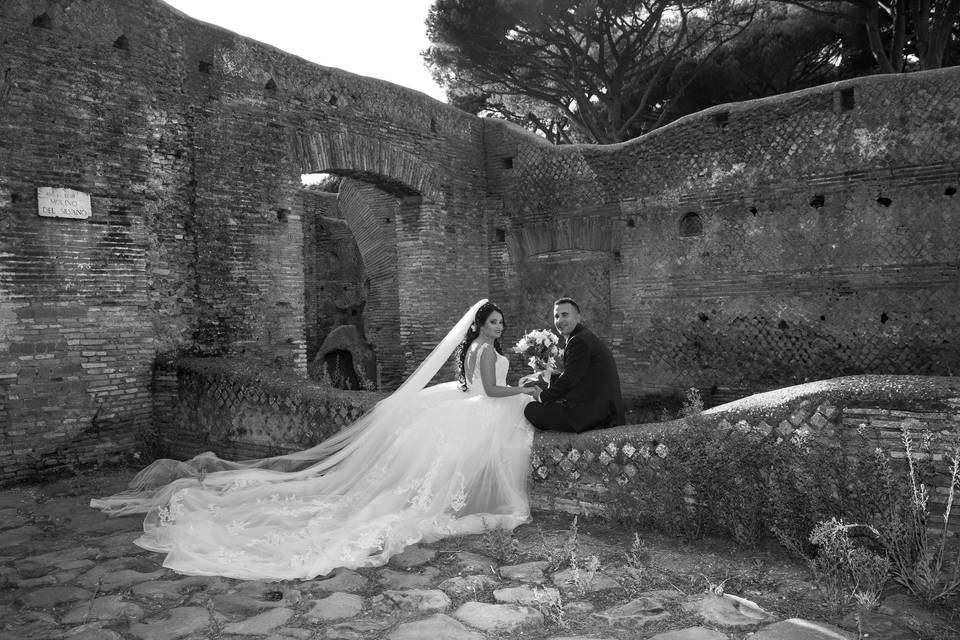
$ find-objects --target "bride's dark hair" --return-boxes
[455,301,505,391]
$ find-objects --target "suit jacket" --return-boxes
[540,324,625,431]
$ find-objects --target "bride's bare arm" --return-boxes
[478,345,536,398]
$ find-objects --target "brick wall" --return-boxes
[4,0,960,487]
[155,357,381,462]
[485,68,960,407]
[0,0,487,484]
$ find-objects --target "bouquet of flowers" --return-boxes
[513,329,562,373]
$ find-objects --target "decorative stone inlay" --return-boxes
[810,411,829,429]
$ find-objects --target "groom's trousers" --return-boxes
[524,401,579,433]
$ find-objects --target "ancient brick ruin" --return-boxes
[2,0,960,483]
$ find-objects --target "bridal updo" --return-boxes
[455,301,505,391]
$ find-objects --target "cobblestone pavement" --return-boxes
[1,470,954,640]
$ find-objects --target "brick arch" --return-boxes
[293,131,440,202]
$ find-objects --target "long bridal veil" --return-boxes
[91,298,491,518]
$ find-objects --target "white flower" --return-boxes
[655,444,669,458]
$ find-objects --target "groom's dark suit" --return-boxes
[524,324,625,433]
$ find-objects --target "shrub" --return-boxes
[864,425,960,604]
[776,517,890,612]
[614,415,851,545]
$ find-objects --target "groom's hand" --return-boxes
[530,387,542,402]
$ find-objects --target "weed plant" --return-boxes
[775,423,960,608]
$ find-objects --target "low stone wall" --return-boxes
[531,375,960,539]
[153,363,960,541]
[154,357,383,461]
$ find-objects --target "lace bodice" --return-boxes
[466,342,508,392]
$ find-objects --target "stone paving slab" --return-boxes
[593,592,676,628]
[60,594,145,623]
[306,567,369,593]
[682,593,776,629]
[752,618,855,639]
[2,471,956,640]
[453,601,545,633]
[494,585,561,606]
[304,592,364,621]
[127,606,218,640]
[388,545,437,568]
[377,566,440,589]
[387,613,485,640]
[439,574,500,598]
[500,560,550,583]
[648,627,730,640]
[221,607,295,636]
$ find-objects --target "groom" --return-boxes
[524,298,625,433]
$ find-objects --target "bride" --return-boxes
[91,300,537,581]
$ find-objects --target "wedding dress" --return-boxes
[91,300,534,581]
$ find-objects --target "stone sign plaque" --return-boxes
[37,187,92,219]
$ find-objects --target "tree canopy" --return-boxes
[424,0,760,144]
[424,0,959,144]
[779,0,960,72]
[670,4,874,117]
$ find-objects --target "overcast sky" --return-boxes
[161,0,447,102]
